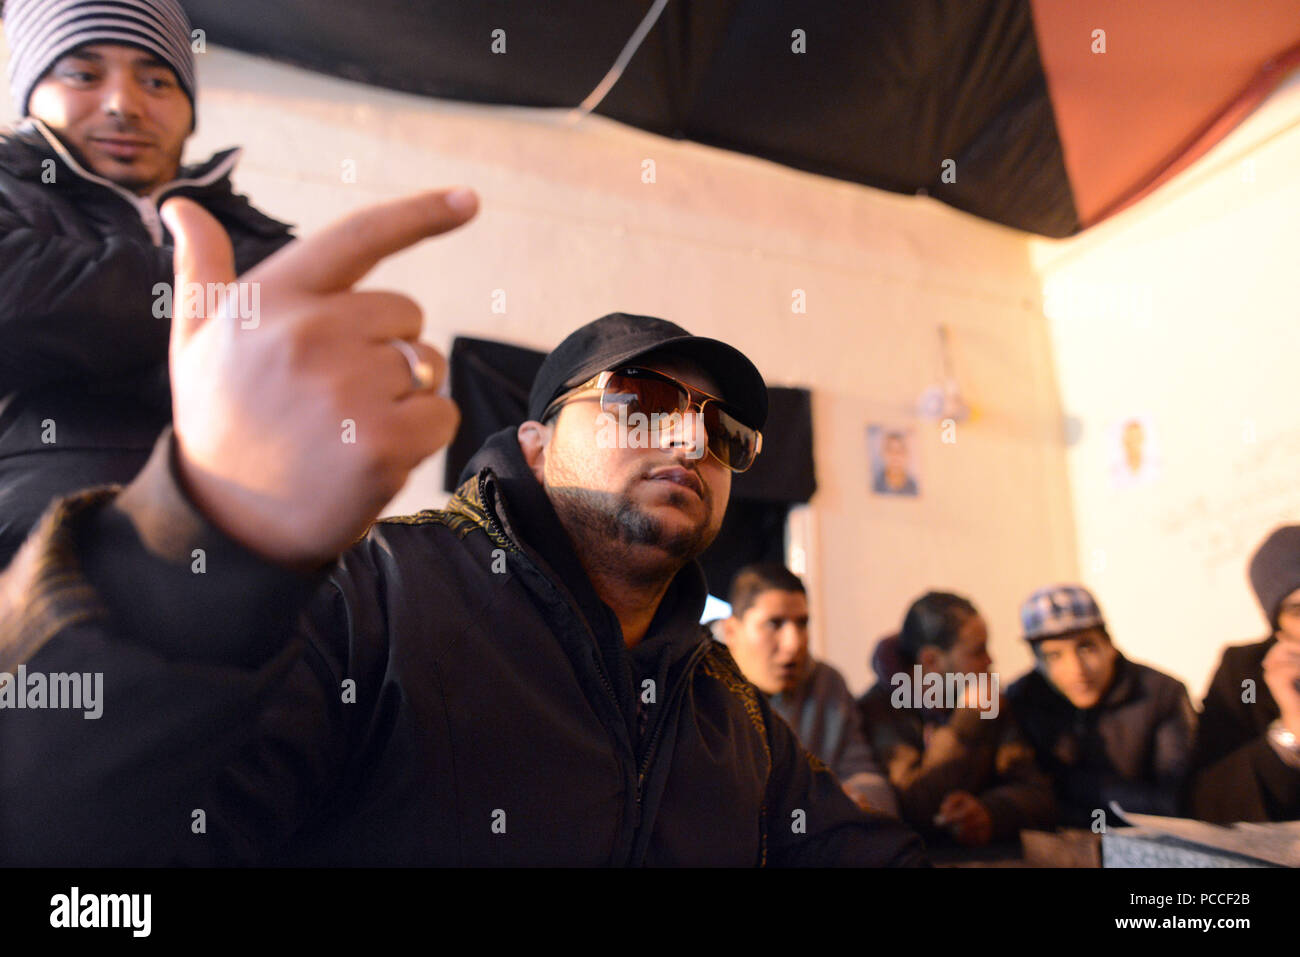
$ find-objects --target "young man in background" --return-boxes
[722,563,899,817]
[1007,584,1195,828]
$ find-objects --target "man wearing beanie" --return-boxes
[0,295,926,864]
[0,0,293,566]
[1186,525,1300,822]
[1006,584,1196,828]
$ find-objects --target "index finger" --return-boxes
[254,187,479,295]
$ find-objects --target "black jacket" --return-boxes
[857,636,1056,842]
[0,425,927,866]
[0,119,293,567]
[1186,637,1300,822]
[1006,655,1196,826]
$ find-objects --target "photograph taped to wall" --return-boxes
[867,424,920,498]
[1109,415,1161,490]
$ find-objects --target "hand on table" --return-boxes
[935,790,994,846]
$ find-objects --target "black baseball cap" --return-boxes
[527,313,769,430]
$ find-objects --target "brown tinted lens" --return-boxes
[703,402,758,471]
[604,371,686,416]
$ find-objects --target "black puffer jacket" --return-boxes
[1186,637,1300,822]
[1006,654,1196,826]
[858,635,1056,842]
[0,119,293,567]
[0,425,927,866]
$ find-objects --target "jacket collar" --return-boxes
[1030,650,1140,713]
[0,119,242,244]
[1095,652,1139,708]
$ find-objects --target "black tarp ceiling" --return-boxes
[178,0,1300,238]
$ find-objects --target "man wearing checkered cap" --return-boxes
[1020,584,1106,642]
[1007,583,1196,828]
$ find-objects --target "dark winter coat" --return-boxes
[0,118,293,566]
[0,425,927,866]
[1006,654,1196,826]
[858,635,1056,842]
[1186,637,1300,822]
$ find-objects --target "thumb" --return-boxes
[161,197,237,344]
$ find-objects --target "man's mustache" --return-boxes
[91,121,157,143]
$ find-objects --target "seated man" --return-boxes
[858,591,1055,847]
[1186,525,1300,822]
[1007,584,1196,827]
[0,188,926,869]
[721,563,899,817]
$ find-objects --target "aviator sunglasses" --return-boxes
[541,366,764,472]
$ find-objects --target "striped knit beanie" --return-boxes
[3,0,196,118]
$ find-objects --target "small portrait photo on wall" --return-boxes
[868,424,920,497]
[1109,414,1161,489]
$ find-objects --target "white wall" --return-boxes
[1,40,1078,694]
[1033,70,1300,698]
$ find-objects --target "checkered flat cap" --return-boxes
[1020,584,1105,641]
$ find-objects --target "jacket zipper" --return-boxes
[477,470,703,860]
[478,472,627,746]
[28,118,241,246]
[631,639,712,834]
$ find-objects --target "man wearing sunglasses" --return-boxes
[517,316,765,649]
[442,312,920,865]
[0,192,926,870]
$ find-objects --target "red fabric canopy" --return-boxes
[1031,0,1300,227]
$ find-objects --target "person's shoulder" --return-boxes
[373,470,504,543]
[1102,656,1192,718]
[696,641,770,735]
[699,639,751,689]
[172,148,295,240]
[215,190,294,240]
[0,124,50,177]
[1006,667,1051,704]
[1001,671,1074,736]
[806,657,852,694]
[1185,639,1273,705]
[857,680,895,716]
[199,184,294,241]
[366,500,501,556]
[372,505,471,533]
[0,127,58,211]
[1121,656,1189,697]
[327,494,500,590]
[857,681,917,748]
[1213,637,1274,677]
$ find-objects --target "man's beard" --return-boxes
[546,476,718,573]
[70,129,178,194]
